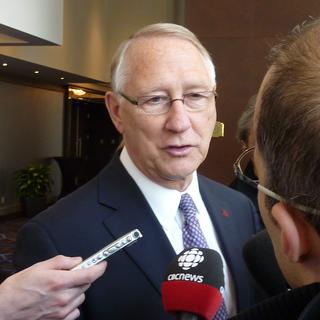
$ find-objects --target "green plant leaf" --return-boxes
[14,163,53,198]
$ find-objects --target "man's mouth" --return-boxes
[165,145,193,156]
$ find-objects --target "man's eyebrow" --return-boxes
[136,81,216,96]
[136,86,167,96]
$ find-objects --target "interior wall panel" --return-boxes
[185,0,320,184]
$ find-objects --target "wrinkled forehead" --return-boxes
[125,37,200,66]
[125,37,174,66]
[122,36,216,86]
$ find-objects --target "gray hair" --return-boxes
[110,23,216,92]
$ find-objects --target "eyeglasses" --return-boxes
[118,90,217,115]
[233,146,320,215]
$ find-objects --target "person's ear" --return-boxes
[271,202,309,263]
[105,91,124,133]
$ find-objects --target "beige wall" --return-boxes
[104,0,177,73]
[0,81,64,208]
[0,0,177,83]
[0,0,63,45]
[0,0,178,213]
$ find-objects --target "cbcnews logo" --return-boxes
[178,248,204,270]
[166,248,205,284]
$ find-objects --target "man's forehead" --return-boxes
[122,36,214,91]
[126,36,197,59]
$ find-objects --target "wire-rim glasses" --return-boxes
[233,146,320,215]
[118,89,217,115]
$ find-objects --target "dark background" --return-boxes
[185,0,320,184]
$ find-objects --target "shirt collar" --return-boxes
[120,147,200,223]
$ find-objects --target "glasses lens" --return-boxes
[139,95,170,114]
[184,91,214,110]
[136,91,215,115]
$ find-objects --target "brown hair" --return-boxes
[256,18,320,229]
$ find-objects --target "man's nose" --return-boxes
[164,99,191,132]
[170,98,185,105]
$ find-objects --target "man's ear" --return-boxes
[271,202,309,263]
[105,91,124,133]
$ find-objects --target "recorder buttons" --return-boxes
[71,228,143,270]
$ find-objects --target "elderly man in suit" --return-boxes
[14,23,261,319]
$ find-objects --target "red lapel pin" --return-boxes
[222,209,230,218]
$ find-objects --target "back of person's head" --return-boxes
[256,18,320,231]
[110,23,216,92]
[236,94,257,149]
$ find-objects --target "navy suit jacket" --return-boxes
[14,156,261,319]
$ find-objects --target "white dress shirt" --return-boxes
[120,147,236,316]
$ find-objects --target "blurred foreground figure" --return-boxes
[232,17,320,319]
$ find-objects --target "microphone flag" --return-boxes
[162,248,225,320]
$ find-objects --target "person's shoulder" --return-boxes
[198,174,251,201]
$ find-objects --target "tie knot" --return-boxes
[179,193,198,218]
[179,193,208,249]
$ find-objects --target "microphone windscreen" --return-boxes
[243,229,288,296]
[162,248,225,320]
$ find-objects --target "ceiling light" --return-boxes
[69,88,86,96]
[34,70,39,74]
[2,63,8,67]
[60,77,65,80]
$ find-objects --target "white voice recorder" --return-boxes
[72,229,143,270]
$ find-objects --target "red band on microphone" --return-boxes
[162,280,222,320]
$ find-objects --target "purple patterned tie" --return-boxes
[179,193,228,320]
[179,193,208,249]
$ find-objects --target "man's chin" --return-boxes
[162,167,195,183]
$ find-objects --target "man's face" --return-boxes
[108,37,216,190]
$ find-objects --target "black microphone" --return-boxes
[161,248,226,320]
[243,229,288,296]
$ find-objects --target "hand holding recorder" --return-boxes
[0,255,106,320]
[0,229,142,320]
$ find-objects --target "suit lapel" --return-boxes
[198,175,255,310]
[199,176,238,266]
[97,156,175,294]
